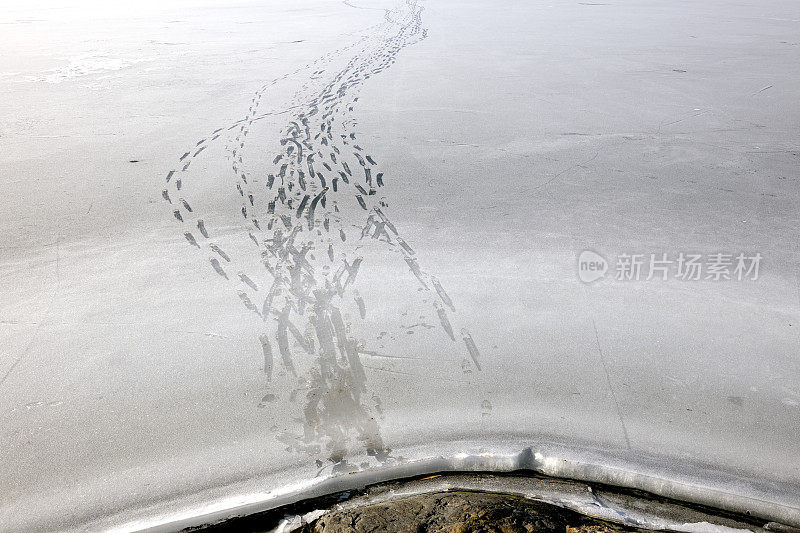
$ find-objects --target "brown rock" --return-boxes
[300,490,642,533]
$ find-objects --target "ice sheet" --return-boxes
[1,0,798,531]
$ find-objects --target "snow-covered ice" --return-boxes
[1,0,799,530]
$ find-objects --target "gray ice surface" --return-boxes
[0,0,799,531]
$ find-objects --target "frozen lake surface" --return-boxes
[1,0,799,531]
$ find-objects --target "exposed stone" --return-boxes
[300,490,644,533]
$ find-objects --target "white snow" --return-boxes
[1,0,798,531]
